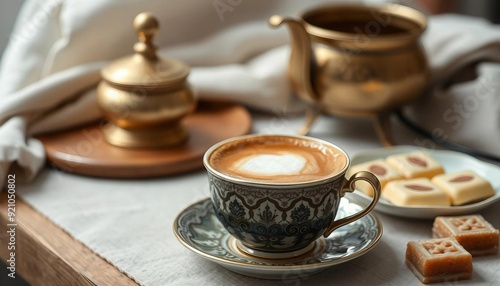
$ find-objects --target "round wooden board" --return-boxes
[38,102,252,178]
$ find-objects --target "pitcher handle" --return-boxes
[323,171,381,237]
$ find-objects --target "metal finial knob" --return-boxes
[133,12,159,59]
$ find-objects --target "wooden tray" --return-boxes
[38,102,252,178]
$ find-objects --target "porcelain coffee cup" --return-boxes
[203,134,380,258]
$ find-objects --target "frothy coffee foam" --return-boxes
[209,136,347,183]
[236,153,310,176]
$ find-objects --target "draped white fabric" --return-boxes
[405,14,500,156]
[1,0,500,188]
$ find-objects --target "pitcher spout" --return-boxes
[269,15,319,104]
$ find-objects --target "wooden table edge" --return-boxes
[0,191,139,286]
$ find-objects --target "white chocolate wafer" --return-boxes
[386,151,444,179]
[348,159,402,196]
[383,178,450,206]
[432,170,494,205]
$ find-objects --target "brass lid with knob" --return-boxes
[101,12,189,89]
[97,12,196,148]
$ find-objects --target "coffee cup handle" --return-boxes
[323,171,381,237]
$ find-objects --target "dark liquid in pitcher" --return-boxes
[314,20,410,35]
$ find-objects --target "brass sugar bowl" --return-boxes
[97,12,196,148]
[270,4,428,145]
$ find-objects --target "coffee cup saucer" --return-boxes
[173,198,382,280]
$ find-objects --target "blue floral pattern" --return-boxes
[291,203,311,222]
[208,173,343,252]
[228,199,246,218]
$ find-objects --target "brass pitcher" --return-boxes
[270,4,428,145]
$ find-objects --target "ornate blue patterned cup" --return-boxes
[203,134,380,258]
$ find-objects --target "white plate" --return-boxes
[346,146,500,219]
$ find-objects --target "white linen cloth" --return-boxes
[2,0,500,188]
[16,114,500,285]
[403,14,500,156]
